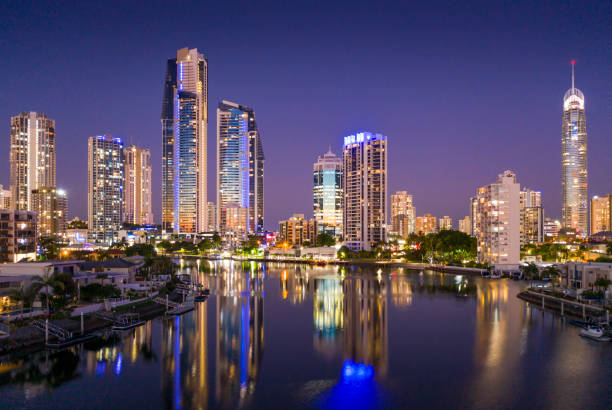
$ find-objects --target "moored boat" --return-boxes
[579,326,611,342]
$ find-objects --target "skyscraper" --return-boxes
[31,187,67,237]
[216,101,264,236]
[88,135,124,244]
[123,145,153,225]
[313,149,343,238]
[390,191,415,238]
[161,47,208,234]
[9,112,56,210]
[591,195,612,235]
[343,132,387,250]
[561,61,588,236]
[476,170,520,270]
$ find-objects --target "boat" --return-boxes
[202,288,210,295]
[579,326,611,342]
[194,293,208,302]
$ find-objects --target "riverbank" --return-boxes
[517,290,608,321]
[0,299,167,356]
[180,254,487,276]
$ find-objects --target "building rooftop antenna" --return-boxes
[571,60,575,91]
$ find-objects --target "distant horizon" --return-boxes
[1,1,610,229]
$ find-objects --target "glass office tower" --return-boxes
[313,149,343,238]
[216,101,264,235]
[161,47,208,234]
[561,62,588,236]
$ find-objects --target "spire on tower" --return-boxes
[571,60,575,91]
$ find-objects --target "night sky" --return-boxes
[1,0,611,230]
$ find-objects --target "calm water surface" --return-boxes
[0,261,610,409]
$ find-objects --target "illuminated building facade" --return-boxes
[476,170,520,270]
[207,202,217,232]
[544,218,561,240]
[439,216,452,231]
[0,185,11,209]
[459,216,472,235]
[9,112,56,211]
[217,101,264,236]
[278,214,317,246]
[590,195,611,235]
[31,187,67,237]
[470,196,479,238]
[0,210,37,263]
[561,62,588,236]
[416,213,437,234]
[88,135,124,244]
[520,188,543,244]
[390,191,415,238]
[161,47,208,234]
[123,145,152,225]
[313,149,343,238]
[343,132,387,251]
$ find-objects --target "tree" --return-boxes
[212,232,222,249]
[9,284,41,311]
[594,277,611,293]
[125,243,156,258]
[67,219,88,229]
[241,236,260,254]
[32,270,65,315]
[541,266,561,288]
[39,236,62,260]
[198,239,213,253]
[157,240,175,254]
[316,233,336,247]
[521,262,539,282]
[337,245,352,259]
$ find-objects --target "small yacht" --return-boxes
[579,326,611,342]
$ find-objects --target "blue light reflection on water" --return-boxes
[322,360,379,409]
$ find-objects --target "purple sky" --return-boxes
[1,0,611,230]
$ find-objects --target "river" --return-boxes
[0,260,610,409]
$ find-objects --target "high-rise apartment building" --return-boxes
[544,218,561,240]
[9,112,56,210]
[0,210,37,263]
[31,187,67,237]
[476,170,520,270]
[470,197,479,238]
[459,216,472,235]
[207,202,217,232]
[343,132,387,251]
[439,216,452,231]
[561,62,588,236]
[314,149,343,238]
[0,185,11,209]
[591,195,612,235]
[416,214,437,234]
[123,145,152,225]
[217,101,264,236]
[279,214,318,246]
[390,191,415,238]
[88,135,124,244]
[161,47,208,234]
[520,188,544,244]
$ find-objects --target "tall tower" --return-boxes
[561,61,588,236]
[313,148,343,238]
[124,145,153,225]
[342,132,387,251]
[161,47,208,234]
[88,135,124,244]
[9,112,56,210]
[216,101,264,235]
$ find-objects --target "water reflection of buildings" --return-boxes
[215,262,264,407]
[161,304,208,410]
[343,277,388,377]
[313,276,344,358]
[390,270,413,306]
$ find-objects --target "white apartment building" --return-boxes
[476,170,520,271]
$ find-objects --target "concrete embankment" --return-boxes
[517,290,606,320]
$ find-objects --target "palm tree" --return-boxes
[9,284,40,312]
[31,269,64,315]
[521,262,539,286]
[542,266,561,289]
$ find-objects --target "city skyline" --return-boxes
[1,1,611,229]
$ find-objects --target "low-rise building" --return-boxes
[439,216,452,231]
[416,214,437,234]
[560,262,612,294]
[0,210,37,263]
